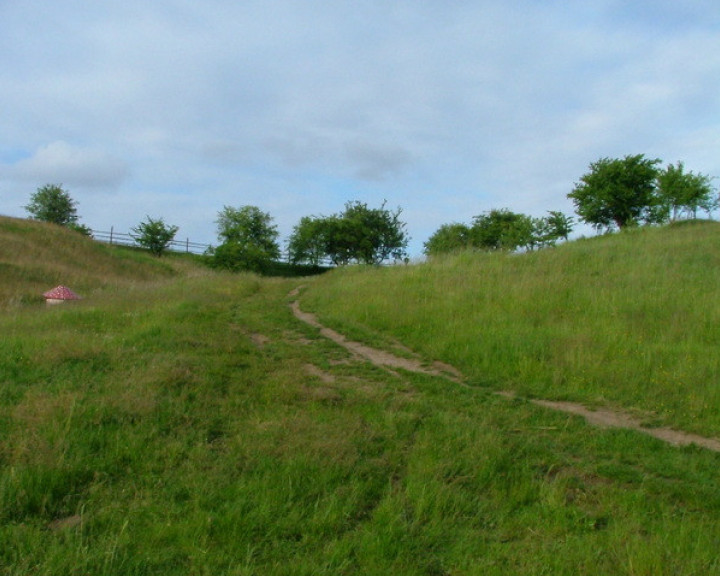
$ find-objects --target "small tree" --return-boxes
[287,216,330,266]
[25,184,79,226]
[210,206,280,272]
[656,162,717,220]
[545,211,574,242]
[131,216,179,257]
[423,223,472,256]
[470,208,534,251]
[68,223,93,237]
[568,154,662,231]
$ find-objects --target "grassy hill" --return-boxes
[302,220,720,437]
[1,219,720,574]
[0,216,185,308]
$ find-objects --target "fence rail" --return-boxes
[91,227,334,266]
[91,227,212,255]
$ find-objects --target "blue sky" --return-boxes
[1,0,719,257]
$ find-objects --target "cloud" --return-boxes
[1,1,719,257]
[1,142,129,189]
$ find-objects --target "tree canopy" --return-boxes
[471,209,534,251]
[656,161,717,221]
[131,216,179,257]
[210,205,280,272]
[422,223,473,255]
[568,155,663,231]
[568,155,717,232]
[287,201,409,266]
[287,216,332,267]
[424,209,573,256]
[25,184,79,227]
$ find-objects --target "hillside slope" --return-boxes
[301,220,720,437]
[0,216,185,308]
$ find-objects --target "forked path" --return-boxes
[290,292,720,453]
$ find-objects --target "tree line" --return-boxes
[424,209,573,255]
[23,154,717,271]
[22,185,410,270]
[424,154,716,256]
[568,155,716,230]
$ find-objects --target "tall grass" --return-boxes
[0,216,181,308]
[301,221,720,437]
[3,220,720,573]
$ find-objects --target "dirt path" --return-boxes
[290,293,720,453]
[290,300,462,381]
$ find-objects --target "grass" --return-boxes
[301,221,720,437]
[0,216,188,309]
[2,218,720,573]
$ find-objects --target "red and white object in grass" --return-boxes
[43,285,82,305]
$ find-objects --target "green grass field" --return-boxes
[1,217,720,574]
[302,221,720,437]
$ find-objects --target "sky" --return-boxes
[1,0,719,258]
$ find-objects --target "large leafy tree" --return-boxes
[131,216,179,257]
[210,205,280,272]
[326,201,408,265]
[568,154,662,231]
[25,183,79,226]
[317,215,355,266]
[288,201,409,266]
[338,201,408,265]
[287,216,331,266]
[656,161,717,220]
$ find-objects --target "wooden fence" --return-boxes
[91,227,212,255]
[91,227,334,266]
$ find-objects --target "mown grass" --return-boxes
[301,221,720,438]
[2,220,720,573]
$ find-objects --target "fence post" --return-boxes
[110,226,114,245]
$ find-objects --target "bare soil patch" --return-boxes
[503,392,720,452]
[291,300,461,381]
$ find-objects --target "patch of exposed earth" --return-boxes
[290,300,462,381]
[290,293,720,453]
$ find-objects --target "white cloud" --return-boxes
[1,142,129,188]
[0,1,719,256]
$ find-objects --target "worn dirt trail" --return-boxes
[290,292,720,453]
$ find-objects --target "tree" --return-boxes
[313,215,353,266]
[425,209,574,256]
[288,201,409,266]
[210,205,280,273]
[131,216,179,257]
[470,208,534,251]
[656,162,717,220]
[545,211,574,242]
[68,223,93,237]
[287,216,331,266]
[568,154,662,231]
[423,223,472,256]
[324,201,409,265]
[25,184,79,226]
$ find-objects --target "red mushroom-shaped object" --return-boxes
[43,285,82,305]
